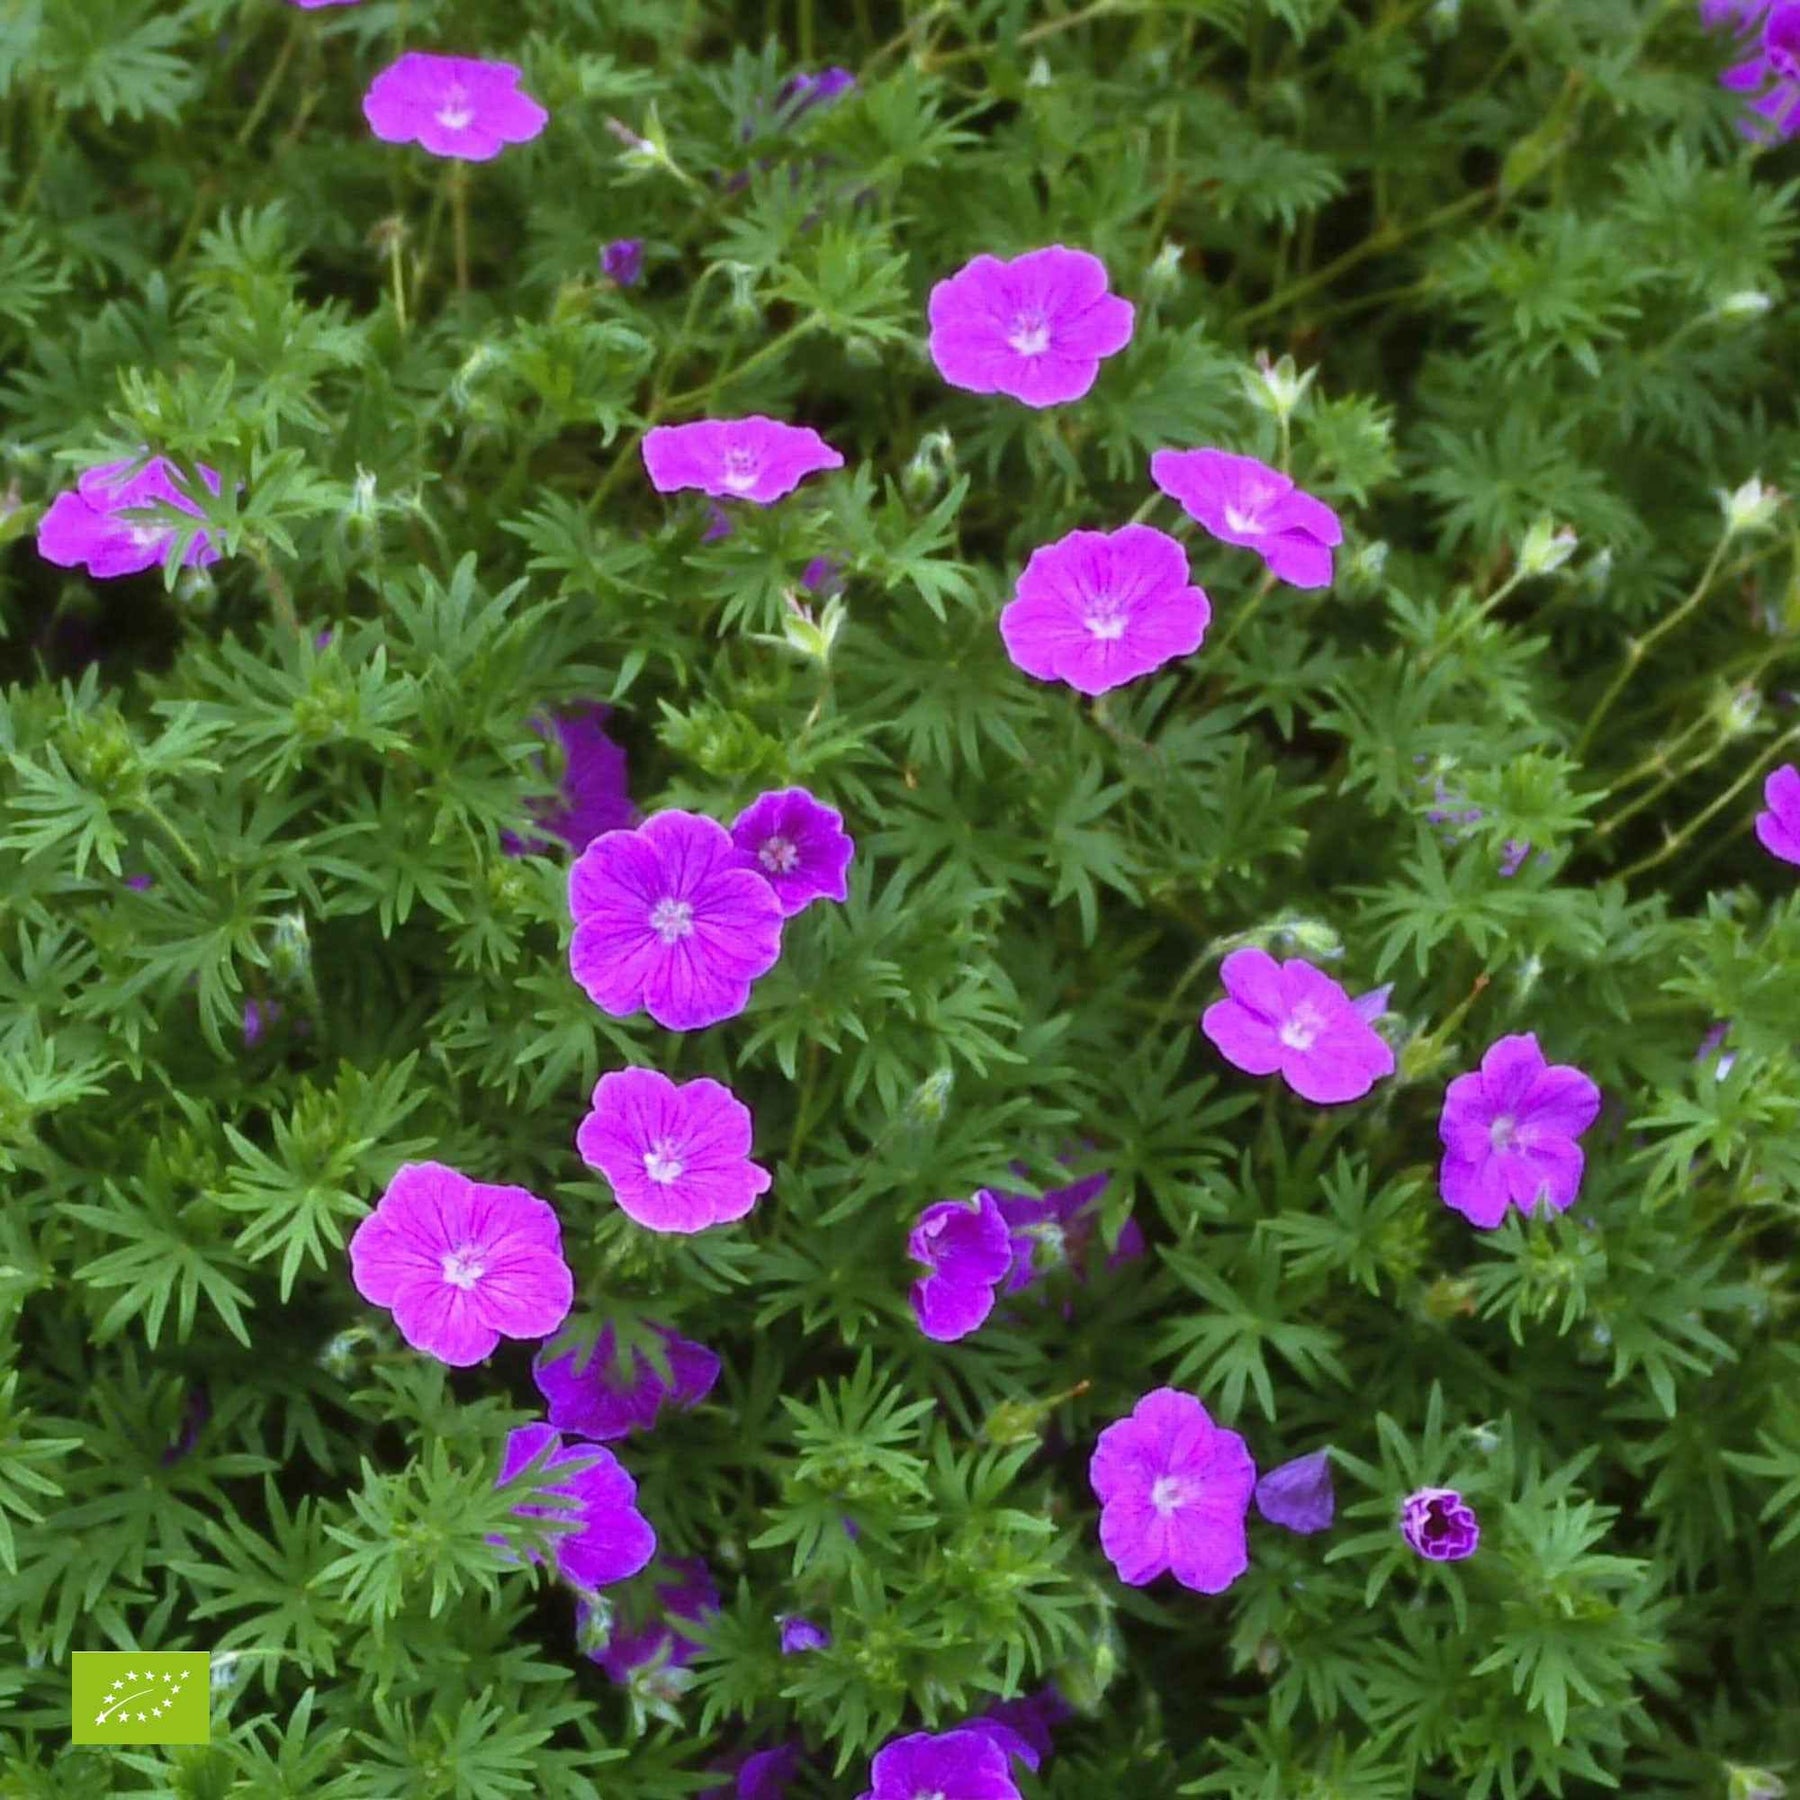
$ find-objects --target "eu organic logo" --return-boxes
[71,1652,210,1745]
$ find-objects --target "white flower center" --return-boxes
[1082,595,1128,640]
[440,1246,485,1289]
[127,525,165,550]
[759,834,800,874]
[1005,312,1052,357]
[721,447,760,492]
[1223,502,1266,536]
[1277,1002,1325,1052]
[642,1138,684,1185]
[435,88,474,131]
[1489,1114,1517,1152]
[649,898,694,943]
[1150,1475,1187,1516]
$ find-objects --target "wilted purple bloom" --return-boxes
[1707,0,1800,141]
[724,1743,803,1800]
[1437,1033,1602,1229]
[777,1614,829,1654]
[999,524,1211,696]
[1201,948,1396,1105]
[1696,1022,1738,1080]
[908,1193,1013,1341]
[1254,1448,1335,1535]
[1755,763,1800,863]
[1150,448,1342,589]
[642,417,843,506]
[595,1558,720,1685]
[38,456,223,579]
[1401,1486,1480,1561]
[159,1387,210,1466]
[577,1066,772,1234]
[348,1162,573,1367]
[568,810,785,1032]
[601,239,644,285]
[990,1169,1138,1296]
[928,247,1135,408]
[779,67,858,117]
[970,1690,1070,1774]
[362,53,548,161]
[1498,838,1531,878]
[503,703,635,858]
[242,998,282,1046]
[801,555,843,593]
[491,1423,657,1590]
[729,787,854,917]
[124,874,154,892]
[861,1730,1021,1800]
[1089,1387,1257,1592]
[533,1321,720,1441]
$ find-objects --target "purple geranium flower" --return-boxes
[1755,763,1800,863]
[1401,1486,1480,1561]
[577,1067,772,1234]
[1201,948,1396,1105]
[968,1689,1071,1774]
[860,1729,1021,1800]
[362,53,548,161]
[288,0,360,8]
[594,1557,719,1691]
[801,555,843,594]
[990,1168,1142,1296]
[642,417,843,506]
[779,67,858,118]
[1437,1033,1602,1229]
[348,1161,574,1366]
[715,1744,803,1800]
[1253,1448,1335,1535]
[503,703,635,858]
[602,239,645,285]
[729,787,854,917]
[37,456,223,580]
[1149,448,1343,589]
[1089,1387,1257,1593]
[928,246,1135,408]
[1708,0,1800,142]
[532,1321,720,1441]
[907,1193,1013,1342]
[491,1423,657,1590]
[777,1614,830,1653]
[568,810,785,1032]
[999,524,1212,696]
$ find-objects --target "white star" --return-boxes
[162,1672,174,1682]
[108,1678,124,1692]
[125,1669,138,1681]
[94,1713,106,1725]
[136,1712,147,1721]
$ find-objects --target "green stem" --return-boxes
[1210,568,1280,660]
[1613,726,1800,884]
[249,540,300,638]
[450,164,471,298]
[1573,534,1731,761]
[235,23,301,149]
[1421,568,1530,671]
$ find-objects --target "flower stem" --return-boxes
[450,163,471,298]
[235,22,301,149]
[1613,725,1800,884]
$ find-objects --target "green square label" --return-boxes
[71,1652,210,1745]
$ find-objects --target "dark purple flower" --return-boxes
[242,998,282,1046]
[779,67,857,118]
[533,1321,720,1441]
[861,1729,1020,1800]
[601,239,644,286]
[705,1743,804,1800]
[971,1689,1070,1773]
[491,1424,657,1590]
[124,874,154,892]
[777,1613,829,1654]
[800,555,843,594]
[594,1558,720,1689]
[159,1387,210,1466]
[1498,838,1531,878]
[907,1193,1013,1341]
[1400,1487,1480,1561]
[503,703,635,859]
[990,1169,1115,1294]
[1253,1448,1335,1535]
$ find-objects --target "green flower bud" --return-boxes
[1518,516,1578,576]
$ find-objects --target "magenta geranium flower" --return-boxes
[1201,948,1395,1105]
[595,1558,720,1689]
[729,787,854,917]
[1755,763,1800,863]
[504,703,635,858]
[289,0,359,8]
[859,1729,1021,1800]
[1437,1033,1601,1229]
[1253,1448,1335,1535]
[37,456,223,580]
[1149,448,1343,589]
[642,417,843,506]
[362,53,548,161]
[907,1193,1013,1341]
[491,1423,657,1590]
[348,1161,573,1366]
[532,1321,720,1441]
[1707,0,1800,142]
[928,247,1135,408]
[1401,1487,1480,1561]
[568,810,785,1032]
[999,524,1212,696]
[577,1067,772,1234]
[1089,1387,1257,1593]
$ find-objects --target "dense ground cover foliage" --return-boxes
[3,0,1800,1795]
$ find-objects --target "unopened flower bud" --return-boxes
[343,466,379,545]
[1243,350,1318,423]
[269,910,312,987]
[908,1068,954,1122]
[1518,516,1578,576]
[1145,241,1184,299]
[1719,681,1762,738]
[723,262,762,329]
[1720,476,1783,539]
[1428,0,1462,33]
[778,591,846,665]
[1025,53,1053,87]
[1270,917,1343,961]
[1714,290,1774,321]
[902,428,956,505]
